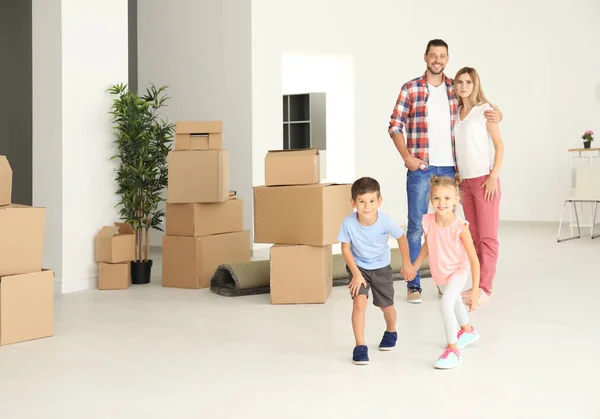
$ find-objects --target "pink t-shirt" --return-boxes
[422,213,470,285]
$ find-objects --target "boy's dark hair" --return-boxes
[351,177,380,201]
[425,39,449,55]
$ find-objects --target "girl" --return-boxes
[453,67,504,304]
[412,175,480,369]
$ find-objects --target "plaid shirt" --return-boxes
[388,73,458,164]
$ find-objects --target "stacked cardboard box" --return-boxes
[0,156,54,346]
[162,121,251,289]
[253,149,352,304]
[94,223,136,290]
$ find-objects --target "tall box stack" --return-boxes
[0,156,54,346]
[253,149,352,304]
[162,121,250,289]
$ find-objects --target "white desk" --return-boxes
[568,147,600,235]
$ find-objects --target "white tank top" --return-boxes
[454,103,495,179]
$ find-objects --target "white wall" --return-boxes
[60,0,128,292]
[137,0,253,247]
[281,53,355,184]
[251,0,416,224]
[253,0,600,223]
[33,0,128,293]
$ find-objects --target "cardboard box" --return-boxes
[167,150,230,203]
[166,198,243,237]
[175,133,222,150]
[253,183,352,246]
[0,205,45,276]
[270,244,332,304]
[95,223,136,263]
[0,156,12,206]
[265,149,320,186]
[162,231,250,289]
[0,269,54,346]
[175,121,223,150]
[176,121,222,134]
[98,262,130,290]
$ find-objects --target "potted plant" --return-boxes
[582,130,594,149]
[108,83,175,284]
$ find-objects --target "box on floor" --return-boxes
[270,244,332,304]
[0,269,54,346]
[162,231,251,289]
[253,183,352,246]
[98,262,130,290]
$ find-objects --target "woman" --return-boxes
[453,67,504,304]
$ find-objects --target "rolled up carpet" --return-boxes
[210,248,430,297]
[210,259,271,297]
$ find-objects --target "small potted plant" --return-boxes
[108,83,175,284]
[582,130,594,149]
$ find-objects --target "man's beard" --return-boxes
[427,64,445,75]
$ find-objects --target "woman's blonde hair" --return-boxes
[454,67,489,107]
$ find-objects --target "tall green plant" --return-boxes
[108,83,174,262]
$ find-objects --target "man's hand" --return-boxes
[483,104,502,124]
[348,274,367,297]
[404,155,428,171]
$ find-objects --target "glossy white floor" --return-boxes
[0,222,599,418]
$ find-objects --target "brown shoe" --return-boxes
[407,288,422,304]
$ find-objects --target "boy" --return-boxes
[338,177,415,365]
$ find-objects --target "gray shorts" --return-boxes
[346,264,394,307]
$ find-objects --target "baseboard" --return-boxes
[57,276,98,294]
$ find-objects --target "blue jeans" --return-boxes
[406,165,456,290]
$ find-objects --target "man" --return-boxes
[388,39,502,304]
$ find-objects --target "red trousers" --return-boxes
[459,175,501,295]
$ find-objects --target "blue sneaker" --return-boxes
[456,327,480,350]
[378,331,397,351]
[434,348,462,369]
[352,345,369,365]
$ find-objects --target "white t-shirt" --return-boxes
[426,83,454,166]
[454,103,495,179]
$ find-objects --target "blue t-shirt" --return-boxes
[337,211,405,270]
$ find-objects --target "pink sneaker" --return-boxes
[434,348,462,369]
[456,327,480,349]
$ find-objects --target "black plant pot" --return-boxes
[131,260,153,285]
[584,141,591,149]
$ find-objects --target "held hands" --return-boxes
[402,264,417,282]
[483,104,502,124]
[480,174,498,201]
[348,274,367,297]
[467,294,479,312]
